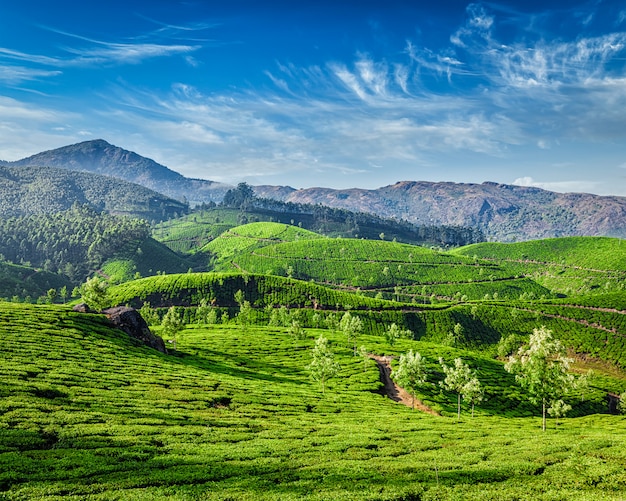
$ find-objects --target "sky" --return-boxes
[1,0,626,195]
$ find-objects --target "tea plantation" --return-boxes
[2,303,626,500]
[3,222,626,500]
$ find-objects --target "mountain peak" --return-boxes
[9,139,230,205]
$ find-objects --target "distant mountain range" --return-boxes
[3,139,626,241]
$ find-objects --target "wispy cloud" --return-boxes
[3,2,626,194]
[0,64,62,84]
[512,176,603,194]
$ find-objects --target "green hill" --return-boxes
[203,222,322,265]
[1,302,625,500]
[0,262,73,302]
[454,237,626,296]
[0,164,187,220]
[211,235,553,302]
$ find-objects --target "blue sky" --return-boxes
[1,0,626,195]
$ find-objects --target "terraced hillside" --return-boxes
[2,302,626,500]
[208,229,553,302]
[454,237,626,296]
[203,222,321,267]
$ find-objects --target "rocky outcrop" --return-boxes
[102,306,167,354]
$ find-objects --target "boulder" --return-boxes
[72,303,95,313]
[102,306,167,354]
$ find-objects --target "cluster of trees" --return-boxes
[390,326,581,429]
[0,204,150,282]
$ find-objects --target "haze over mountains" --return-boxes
[3,139,625,241]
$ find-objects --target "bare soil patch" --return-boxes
[369,354,439,415]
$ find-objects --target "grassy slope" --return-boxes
[0,262,72,301]
[107,271,626,369]
[1,302,626,500]
[101,237,199,284]
[203,222,321,265]
[214,236,553,301]
[454,237,626,296]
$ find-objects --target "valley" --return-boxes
[1,199,626,499]
[1,145,626,500]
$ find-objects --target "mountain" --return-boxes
[4,139,230,204]
[254,181,626,241]
[5,140,626,241]
[0,165,187,220]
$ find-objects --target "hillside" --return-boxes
[453,237,626,296]
[254,181,626,242]
[0,205,197,290]
[5,139,229,205]
[3,303,626,499]
[0,164,187,220]
[204,227,553,302]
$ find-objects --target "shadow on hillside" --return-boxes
[166,348,305,385]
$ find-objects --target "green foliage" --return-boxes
[505,326,576,431]
[0,260,72,302]
[455,237,626,296]
[440,357,480,420]
[161,306,184,349]
[1,303,626,499]
[0,204,150,283]
[339,311,363,353]
[393,350,428,409]
[0,164,187,221]
[307,335,341,394]
[78,276,110,312]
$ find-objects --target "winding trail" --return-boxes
[369,354,439,415]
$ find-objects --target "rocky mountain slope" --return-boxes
[4,140,626,241]
[254,181,626,241]
[3,139,229,204]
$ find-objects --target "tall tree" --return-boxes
[307,335,340,394]
[505,326,575,431]
[393,350,428,410]
[439,358,479,420]
[161,306,184,350]
[339,312,363,355]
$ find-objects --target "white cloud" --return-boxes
[0,65,62,84]
[512,176,602,194]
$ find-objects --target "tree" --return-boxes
[439,358,478,420]
[505,326,575,431]
[161,306,184,350]
[46,288,57,304]
[222,182,255,209]
[59,285,68,304]
[237,300,253,329]
[196,298,212,325]
[385,323,402,347]
[79,276,109,312]
[548,399,571,426]
[463,375,484,418]
[384,323,411,347]
[287,320,305,347]
[339,312,363,355]
[307,335,340,394]
[393,350,428,410]
[139,301,160,326]
[234,289,245,307]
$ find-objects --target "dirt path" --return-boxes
[369,354,439,415]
